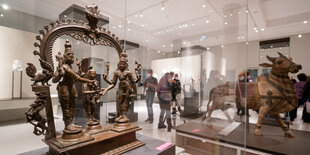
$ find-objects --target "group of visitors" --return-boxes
[142,70,182,132]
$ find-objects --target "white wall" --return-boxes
[0,26,59,99]
[290,33,310,77]
[151,55,201,90]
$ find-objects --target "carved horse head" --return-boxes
[259,52,302,74]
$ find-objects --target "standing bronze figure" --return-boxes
[102,52,140,126]
[81,66,105,132]
[52,40,94,135]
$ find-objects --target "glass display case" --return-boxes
[0,0,310,155]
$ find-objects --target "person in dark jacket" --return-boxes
[171,73,182,114]
[143,69,158,123]
[290,73,307,124]
[302,75,310,123]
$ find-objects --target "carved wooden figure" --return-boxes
[236,52,302,138]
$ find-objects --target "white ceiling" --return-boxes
[1,0,310,53]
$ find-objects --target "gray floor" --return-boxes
[0,100,310,155]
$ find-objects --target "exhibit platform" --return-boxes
[175,120,310,155]
[18,133,175,155]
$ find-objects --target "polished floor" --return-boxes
[0,100,310,155]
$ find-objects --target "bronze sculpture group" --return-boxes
[25,4,144,154]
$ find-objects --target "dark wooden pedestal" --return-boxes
[44,124,144,155]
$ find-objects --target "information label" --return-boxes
[218,121,241,136]
[156,142,172,151]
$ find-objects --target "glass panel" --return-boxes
[2,0,310,155]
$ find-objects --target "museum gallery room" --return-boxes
[1,0,310,154]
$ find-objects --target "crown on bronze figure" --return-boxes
[64,39,73,54]
[119,51,128,62]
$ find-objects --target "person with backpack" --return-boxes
[171,73,182,114]
[157,72,175,132]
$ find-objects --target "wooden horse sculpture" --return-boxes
[237,52,302,138]
[202,82,233,122]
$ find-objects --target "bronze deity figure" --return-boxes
[102,52,140,125]
[82,68,101,123]
[52,40,95,134]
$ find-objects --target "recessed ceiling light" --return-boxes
[245,10,249,13]
[161,2,165,11]
[298,34,302,38]
[224,22,228,25]
[207,47,210,50]
[118,25,122,28]
[177,51,180,54]
[271,45,273,48]
[209,10,212,13]
[0,14,3,17]
[163,45,166,47]
[221,45,224,48]
[206,20,210,23]
[1,4,9,10]
[261,28,265,31]
[202,4,206,8]
[191,23,195,26]
[158,50,160,53]
[224,15,227,18]
[238,11,241,14]
[255,30,259,32]
[64,15,67,18]
[146,40,148,42]
[303,20,308,24]
[183,42,186,45]
[170,44,173,47]
[200,39,203,41]
[229,13,233,16]
[127,21,130,23]
[141,24,145,27]
[127,28,131,31]
[254,27,257,30]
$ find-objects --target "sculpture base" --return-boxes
[83,123,109,135]
[44,124,144,155]
[50,132,94,149]
[112,122,139,132]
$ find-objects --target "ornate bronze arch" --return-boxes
[33,4,123,73]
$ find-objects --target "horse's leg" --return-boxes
[255,105,270,136]
[222,109,232,122]
[273,113,295,138]
[206,104,214,121]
